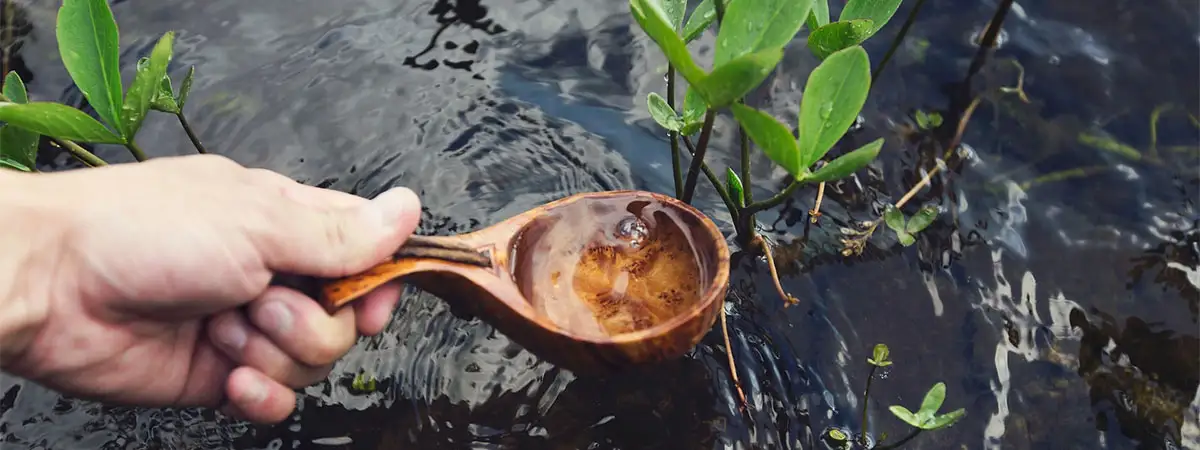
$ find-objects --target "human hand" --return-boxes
[0,154,420,424]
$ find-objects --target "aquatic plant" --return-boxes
[0,0,204,170]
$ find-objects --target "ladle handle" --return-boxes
[271,235,492,313]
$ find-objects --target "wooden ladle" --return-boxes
[306,190,730,375]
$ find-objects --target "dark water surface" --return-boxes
[2,0,1198,448]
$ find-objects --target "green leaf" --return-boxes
[660,0,687,31]
[693,47,782,108]
[925,408,966,430]
[905,204,939,233]
[725,168,745,207]
[681,87,706,133]
[630,0,707,86]
[839,0,904,38]
[0,72,40,169]
[0,155,31,171]
[888,405,921,428]
[121,31,175,139]
[713,0,813,68]
[56,0,124,135]
[176,66,195,108]
[802,137,882,182]
[883,204,905,233]
[896,230,915,246]
[680,0,728,43]
[917,382,947,422]
[796,45,871,167]
[3,71,29,103]
[647,92,682,132]
[0,102,124,143]
[807,19,875,60]
[869,343,890,365]
[151,72,180,114]
[806,0,830,30]
[730,103,803,178]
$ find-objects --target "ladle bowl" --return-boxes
[314,190,730,375]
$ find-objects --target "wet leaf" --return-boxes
[725,168,745,207]
[802,137,882,182]
[883,204,905,233]
[647,92,683,131]
[888,405,921,428]
[807,19,874,60]
[0,155,30,171]
[896,230,915,246]
[57,0,124,134]
[730,103,803,178]
[926,408,966,430]
[694,47,783,108]
[806,0,830,30]
[152,73,180,114]
[630,0,707,85]
[660,0,687,31]
[0,102,124,144]
[868,343,892,366]
[1,72,40,169]
[713,0,813,68]
[905,204,939,233]
[681,0,730,43]
[796,45,871,167]
[177,66,195,108]
[121,31,175,139]
[914,109,942,129]
[682,87,707,132]
[917,382,947,422]
[839,0,904,38]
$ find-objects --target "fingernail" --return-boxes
[365,187,419,229]
[239,373,267,405]
[260,301,294,334]
[216,319,247,351]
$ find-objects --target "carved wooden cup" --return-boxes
[316,190,730,375]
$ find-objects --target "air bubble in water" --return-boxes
[614,216,649,248]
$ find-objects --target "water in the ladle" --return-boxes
[510,196,710,339]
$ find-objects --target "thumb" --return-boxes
[251,187,422,277]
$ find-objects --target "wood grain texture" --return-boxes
[317,190,730,375]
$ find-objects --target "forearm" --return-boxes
[0,170,61,365]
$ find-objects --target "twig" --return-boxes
[175,112,208,154]
[124,140,148,162]
[753,235,798,306]
[681,135,739,220]
[894,96,983,209]
[719,304,747,411]
[51,138,107,167]
[680,111,717,203]
[871,0,929,85]
[965,0,1015,79]
[809,181,825,223]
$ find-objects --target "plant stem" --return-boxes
[176,112,208,154]
[876,428,922,450]
[859,364,878,447]
[753,235,798,306]
[124,140,148,162]
[682,135,739,222]
[52,138,107,167]
[719,304,748,411]
[713,0,726,25]
[809,181,826,223]
[739,127,754,231]
[741,178,802,219]
[680,110,717,203]
[871,0,928,85]
[966,0,1015,79]
[666,67,683,198]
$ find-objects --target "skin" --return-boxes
[0,154,420,424]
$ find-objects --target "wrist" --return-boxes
[0,170,66,366]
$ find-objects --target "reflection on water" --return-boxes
[0,0,1198,448]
